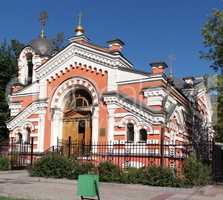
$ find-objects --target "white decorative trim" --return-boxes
[22,122,35,131]
[11,82,40,97]
[153,129,160,134]
[27,118,39,122]
[7,100,47,130]
[38,110,46,152]
[9,103,22,117]
[104,96,164,124]
[51,77,99,109]
[92,106,99,144]
[147,96,163,106]
[50,108,63,146]
[107,105,118,142]
[114,131,126,136]
[117,75,165,85]
[36,43,133,80]
[143,88,167,97]
[12,128,22,137]
[18,47,36,85]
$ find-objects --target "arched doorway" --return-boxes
[62,88,92,145]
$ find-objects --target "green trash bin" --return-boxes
[77,174,100,200]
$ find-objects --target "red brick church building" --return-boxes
[6,16,213,170]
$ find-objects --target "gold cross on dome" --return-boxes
[39,11,48,38]
[77,12,83,26]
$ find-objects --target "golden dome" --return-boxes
[75,25,85,34]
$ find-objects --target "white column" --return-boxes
[107,105,117,143]
[39,79,47,99]
[38,109,46,152]
[92,106,99,144]
[51,108,63,146]
[135,126,139,143]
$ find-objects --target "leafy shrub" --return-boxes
[30,153,210,187]
[98,161,121,182]
[0,156,9,170]
[184,154,211,186]
[67,161,95,179]
[30,154,95,179]
[30,154,74,178]
[120,167,144,184]
[140,166,177,187]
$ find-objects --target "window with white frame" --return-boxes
[127,123,134,142]
[139,128,147,142]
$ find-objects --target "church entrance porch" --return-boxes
[62,88,93,146]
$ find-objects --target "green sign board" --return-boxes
[77,174,100,197]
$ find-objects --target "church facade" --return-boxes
[6,20,213,167]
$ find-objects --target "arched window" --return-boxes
[76,96,89,108]
[26,53,33,84]
[16,132,23,144]
[24,127,31,144]
[78,120,85,134]
[127,123,134,142]
[139,128,147,142]
[64,89,92,111]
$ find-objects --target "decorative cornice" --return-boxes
[36,43,133,81]
[103,93,164,124]
[9,103,22,117]
[7,100,48,130]
[143,88,167,97]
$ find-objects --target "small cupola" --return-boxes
[29,11,56,57]
[107,39,125,53]
[69,12,89,43]
[150,62,168,75]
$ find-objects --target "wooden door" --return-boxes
[63,110,91,145]
[76,116,91,145]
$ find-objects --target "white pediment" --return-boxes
[35,42,148,91]
[11,82,39,96]
[36,42,133,81]
[7,100,48,130]
[103,94,164,124]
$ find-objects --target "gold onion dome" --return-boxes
[75,25,85,34]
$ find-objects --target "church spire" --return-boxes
[39,11,48,38]
[75,12,85,36]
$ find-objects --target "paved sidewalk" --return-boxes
[0,171,223,200]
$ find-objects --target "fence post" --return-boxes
[30,137,34,166]
[118,140,120,168]
[160,125,164,168]
[68,136,71,158]
[10,137,13,169]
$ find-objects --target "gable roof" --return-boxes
[103,91,164,124]
[35,41,134,81]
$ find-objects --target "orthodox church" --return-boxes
[7,15,213,159]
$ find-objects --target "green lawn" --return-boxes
[0,197,28,200]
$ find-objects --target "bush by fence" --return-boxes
[30,153,211,187]
[30,153,96,179]
[0,156,10,170]
[183,154,211,186]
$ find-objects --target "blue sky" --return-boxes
[0,0,222,77]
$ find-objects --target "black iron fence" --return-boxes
[1,138,220,180]
[212,142,223,182]
[0,137,195,174]
[56,138,193,173]
[0,138,35,169]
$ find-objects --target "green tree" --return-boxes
[201,9,223,142]
[0,39,24,141]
